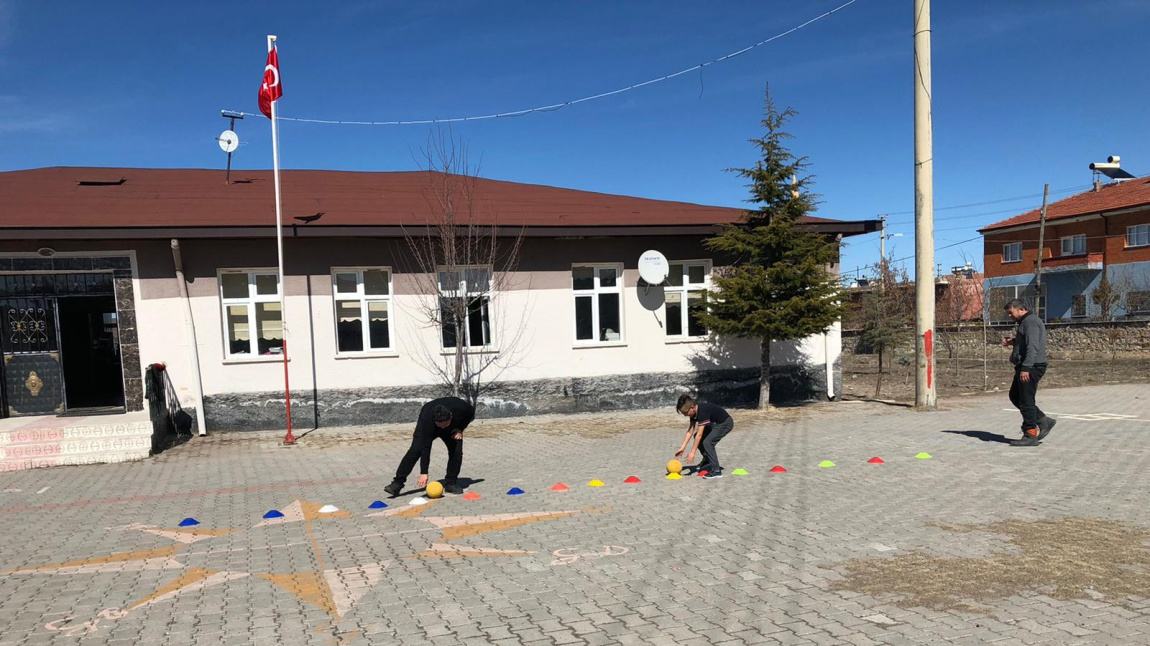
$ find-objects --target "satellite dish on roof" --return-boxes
[217,130,239,153]
[638,250,670,285]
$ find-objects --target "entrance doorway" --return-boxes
[58,296,125,413]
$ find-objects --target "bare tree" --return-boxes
[935,259,984,378]
[856,259,914,398]
[401,132,530,405]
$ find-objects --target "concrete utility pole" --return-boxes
[1034,183,1050,294]
[913,0,937,410]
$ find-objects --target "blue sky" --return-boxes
[2,0,1148,277]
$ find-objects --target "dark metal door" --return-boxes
[1,297,65,416]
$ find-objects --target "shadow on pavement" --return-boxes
[942,429,1012,444]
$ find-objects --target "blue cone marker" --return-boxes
[369,501,388,509]
[178,518,200,527]
[262,510,285,519]
[506,487,525,496]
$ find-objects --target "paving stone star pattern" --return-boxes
[0,383,1148,645]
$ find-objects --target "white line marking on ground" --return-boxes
[36,487,50,494]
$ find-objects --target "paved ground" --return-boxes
[1,384,1148,645]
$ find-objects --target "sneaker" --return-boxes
[444,483,464,495]
[691,462,711,474]
[703,469,724,479]
[383,481,403,498]
[1010,428,1041,447]
[1037,416,1057,441]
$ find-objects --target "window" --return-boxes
[665,261,710,338]
[988,284,1046,323]
[1071,294,1087,318]
[572,264,623,343]
[1128,224,1150,249]
[1060,234,1086,256]
[219,270,282,357]
[1128,291,1150,314]
[1002,242,1022,263]
[438,267,492,348]
[332,268,392,353]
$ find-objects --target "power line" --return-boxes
[881,184,1093,224]
[223,0,858,126]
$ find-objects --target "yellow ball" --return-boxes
[425,481,444,499]
[666,459,683,474]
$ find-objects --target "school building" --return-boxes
[0,167,879,455]
[980,172,1150,323]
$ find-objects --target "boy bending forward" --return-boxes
[674,394,734,479]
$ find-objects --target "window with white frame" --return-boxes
[1060,234,1086,256]
[332,268,392,353]
[438,267,492,348]
[1127,224,1150,248]
[664,261,710,338]
[572,264,623,343]
[1071,294,1087,318]
[219,270,282,357]
[1002,242,1022,263]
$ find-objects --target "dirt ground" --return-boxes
[843,354,1150,403]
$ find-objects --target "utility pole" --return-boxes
[879,215,887,261]
[1033,183,1050,318]
[913,0,937,410]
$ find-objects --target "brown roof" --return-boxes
[0,167,850,231]
[981,177,1150,232]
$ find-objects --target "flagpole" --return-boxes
[267,34,295,445]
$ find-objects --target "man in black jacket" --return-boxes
[384,396,474,496]
[1002,299,1056,446]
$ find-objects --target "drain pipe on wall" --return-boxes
[171,239,208,436]
[824,330,835,401]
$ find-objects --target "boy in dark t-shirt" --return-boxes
[674,394,734,479]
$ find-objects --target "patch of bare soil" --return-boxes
[831,517,1150,613]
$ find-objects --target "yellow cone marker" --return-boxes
[587,480,605,488]
[819,460,836,469]
[666,473,682,480]
[915,452,933,460]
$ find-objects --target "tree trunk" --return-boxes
[759,338,772,410]
[874,346,884,399]
[452,320,464,397]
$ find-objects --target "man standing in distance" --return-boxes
[1001,299,1055,446]
[385,396,474,496]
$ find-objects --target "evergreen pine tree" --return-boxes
[700,91,844,408]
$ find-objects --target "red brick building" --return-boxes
[979,176,1150,322]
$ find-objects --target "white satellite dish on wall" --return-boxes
[638,250,670,285]
[217,130,239,153]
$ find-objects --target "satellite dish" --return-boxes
[638,250,670,285]
[218,130,239,153]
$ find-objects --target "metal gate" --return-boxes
[1,297,65,416]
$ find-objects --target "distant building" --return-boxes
[979,164,1150,323]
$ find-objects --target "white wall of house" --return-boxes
[137,265,840,404]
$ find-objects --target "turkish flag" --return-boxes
[258,47,282,118]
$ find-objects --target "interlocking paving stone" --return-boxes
[1,384,1149,644]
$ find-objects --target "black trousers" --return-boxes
[697,418,734,471]
[1009,363,1047,431]
[392,427,463,485]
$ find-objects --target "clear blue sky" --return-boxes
[2,1,1148,277]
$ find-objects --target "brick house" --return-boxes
[979,176,1150,323]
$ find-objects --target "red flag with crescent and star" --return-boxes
[258,47,282,118]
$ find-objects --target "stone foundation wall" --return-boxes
[843,320,1150,362]
[204,363,840,432]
